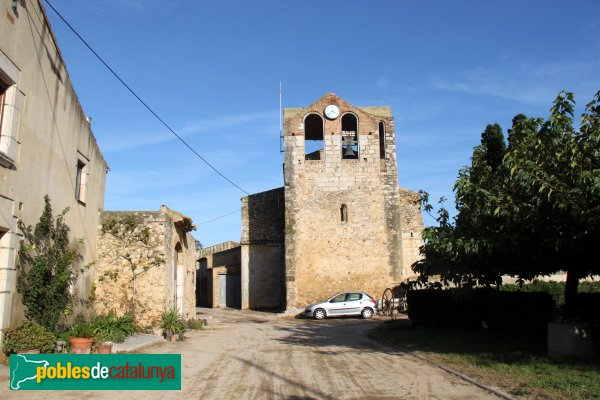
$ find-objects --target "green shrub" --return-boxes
[68,320,95,338]
[16,196,85,332]
[501,280,565,306]
[575,293,600,346]
[487,291,556,333]
[500,280,600,307]
[407,288,555,333]
[578,281,600,294]
[92,311,138,343]
[2,320,56,354]
[160,309,186,336]
[407,288,489,328]
[186,319,204,330]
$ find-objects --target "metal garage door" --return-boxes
[218,274,241,308]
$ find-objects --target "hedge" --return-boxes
[500,280,600,307]
[407,288,556,333]
[575,293,600,343]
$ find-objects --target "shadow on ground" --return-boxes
[274,317,405,357]
[371,320,600,370]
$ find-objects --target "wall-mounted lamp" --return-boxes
[12,0,18,12]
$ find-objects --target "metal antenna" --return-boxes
[279,81,284,154]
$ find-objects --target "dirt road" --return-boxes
[2,308,499,399]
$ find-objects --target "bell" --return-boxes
[343,145,355,157]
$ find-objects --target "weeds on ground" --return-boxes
[370,323,600,399]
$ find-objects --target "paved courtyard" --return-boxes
[1,308,500,399]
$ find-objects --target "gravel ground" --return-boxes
[1,308,499,399]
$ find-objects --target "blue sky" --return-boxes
[45,0,600,246]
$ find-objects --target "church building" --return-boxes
[236,93,424,310]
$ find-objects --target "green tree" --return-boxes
[415,90,600,318]
[415,124,509,287]
[17,196,83,331]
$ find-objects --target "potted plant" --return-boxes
[94,330,116,354]
[2,320,55,355]
[177,319,186,342]
[92,311,136,354]
[160,309,183,342]
[68,321,95,354]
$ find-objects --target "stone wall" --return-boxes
[241,188,285,309]
[242,244,285,309]
[197,258,210,306]
[283,93,423,308]
[399,189,425,275]
[94,207,196,329]
[197,242,241,308]
[241,188,285,244]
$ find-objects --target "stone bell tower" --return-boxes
[283,93,423,308]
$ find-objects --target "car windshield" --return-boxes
[330,294,346,303]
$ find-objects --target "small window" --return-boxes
[346,293,362,301]
[341,114,358,159]
[330,293,346,303]
[0,54,23,168]
[379,121,385,159]
[304,114,324,160]
[340,204,348,222]
[75,159,87,204]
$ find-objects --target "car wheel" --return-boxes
[313,308,326,320]
[361,308,373,319]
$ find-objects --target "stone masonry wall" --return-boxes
[94,208,197,329]
[241,188,285,309]
[241,188,285,244]
[284,93,423,308]
[399,189,425,275]
[94,211,168,329]
[197,242,241,308]
[244,244,285,309]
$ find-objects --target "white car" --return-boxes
[304,292,378,320]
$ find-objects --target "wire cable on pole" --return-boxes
[43,0,249,195]
[197,209,241,226]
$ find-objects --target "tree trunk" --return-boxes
[564,269,580,320]
[132,274,136,323]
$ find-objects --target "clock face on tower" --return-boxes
[324,104,340,120]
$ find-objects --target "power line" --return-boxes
[197,209,241,226]
[43,0,249,195]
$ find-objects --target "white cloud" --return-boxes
[106,167,205,196]
[100,111,277,152]
[375,77,389,89]
[431,59,600,105]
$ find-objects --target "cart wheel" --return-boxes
[381,288,394,317]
